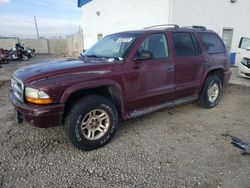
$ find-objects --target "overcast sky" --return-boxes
[0,0,82,38]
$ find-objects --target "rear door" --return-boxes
[172,32,205,98]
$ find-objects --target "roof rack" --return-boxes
[144,24,179,29]
[182,25,207,30]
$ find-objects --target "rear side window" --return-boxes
[199,33,225,54]
[190,33,202,55]
[173,32,196,56]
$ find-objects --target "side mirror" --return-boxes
[134,51,152,61]
[247,47,250,51]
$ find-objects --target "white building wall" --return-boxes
[172,0,250,65]
[81,0,171,49]
[81,0,250,65]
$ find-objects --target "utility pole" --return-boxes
[168,0,173,24]
[34,16,39,39]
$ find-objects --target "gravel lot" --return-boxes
[0,81,250,187]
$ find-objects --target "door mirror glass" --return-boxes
[134,51,152,61]
[239,37,250,51]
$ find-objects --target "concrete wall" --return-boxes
[81,0,171,49]
[67,30,84,56]
[0,38,19,49]
[20,39,49,53]
[48,39,68,54]
[0,31,84,55]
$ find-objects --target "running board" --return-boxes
[128,96,198,119]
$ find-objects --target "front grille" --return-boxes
[11,76,24,102]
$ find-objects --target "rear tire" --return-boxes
[64,95,119,151]
[22,55,29,61]
[199,75,222,108]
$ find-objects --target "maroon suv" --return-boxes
[9,25,231,150]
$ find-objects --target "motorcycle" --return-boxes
[0,43,29,62]
[14,43,29,61]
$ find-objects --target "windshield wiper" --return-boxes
[83,54,124,61]
[101,56,124,61]
[85,54,102,58]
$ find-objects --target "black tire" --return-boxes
[22,55,29,61]
[199,75,222,108]
[64,95,119,151]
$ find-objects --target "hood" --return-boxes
[13,58,115,83]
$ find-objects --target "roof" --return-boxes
[114,25,214,35]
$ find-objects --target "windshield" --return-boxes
[83,33,138,59]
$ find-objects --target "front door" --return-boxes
[124,33,175,110]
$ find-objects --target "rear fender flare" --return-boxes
[196,66,225,95]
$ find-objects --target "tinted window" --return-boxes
[191,33,202,55]
[173,33,196,56]
[200,33,225,54]
[138,34,169,59]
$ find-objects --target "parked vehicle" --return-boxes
[238,37,250,78]
[9,25,231,151]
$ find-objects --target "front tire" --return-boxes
[22,55,29,61]
[64,95,119,151]
[199,75,222,108]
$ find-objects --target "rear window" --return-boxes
[199,33,225,54]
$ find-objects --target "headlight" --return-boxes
[25,87,53,104]
[241,58,249,66]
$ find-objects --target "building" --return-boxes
[79,0,250,65]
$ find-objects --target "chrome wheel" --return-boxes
[81,109,110,140]
[208,82,219,103]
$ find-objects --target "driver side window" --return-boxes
[138,33,169,59]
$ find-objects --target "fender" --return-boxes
[196,65,225,95]
[60,79,128,120]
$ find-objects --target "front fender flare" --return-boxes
[60,79,127,119]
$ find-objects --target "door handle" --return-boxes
[202,61,209,67]
[166,65,175,72]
